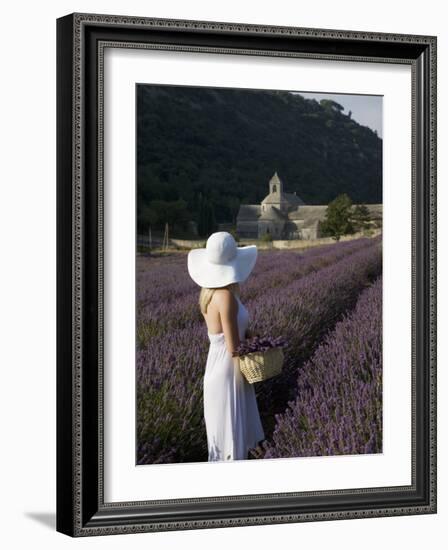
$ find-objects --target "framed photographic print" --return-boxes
[56,12,437,537]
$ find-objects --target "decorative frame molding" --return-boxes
[56,12,437,537]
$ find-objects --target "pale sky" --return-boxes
[291,91,383,139]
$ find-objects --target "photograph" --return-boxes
[1,0,443,544]
[135,84,384,465]
[55,11,436,536]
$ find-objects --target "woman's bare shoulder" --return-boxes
[211,288,237,310]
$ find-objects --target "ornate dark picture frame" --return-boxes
[56,12,437,537]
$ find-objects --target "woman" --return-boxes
[187,231,265,461]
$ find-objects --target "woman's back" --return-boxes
[202,289,264,461]
[202,287,245,338]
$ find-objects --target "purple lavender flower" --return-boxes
[136,235,383,463]
[235,335,288,356]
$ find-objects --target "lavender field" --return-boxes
[136,235,383,464]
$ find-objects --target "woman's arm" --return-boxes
[215,289,240,365]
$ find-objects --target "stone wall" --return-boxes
[239,228,381,249]
[171,229,381,251]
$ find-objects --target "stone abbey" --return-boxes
[235,172,382,240]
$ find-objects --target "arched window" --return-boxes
[272,184,277,193]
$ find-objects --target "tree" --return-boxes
[138,203,159,233]
[197,192,217,237]
[137,198,190,234]
[320,99,345,113]
[351,204,372,232]
[320,193,355,241]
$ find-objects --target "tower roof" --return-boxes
[261,192,285,205]
[270,171,281,186]
[262,171,283,204]
[262,171,305,206]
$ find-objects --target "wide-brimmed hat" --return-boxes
[187,231,257,288]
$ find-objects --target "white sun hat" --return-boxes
[187,231,258,288]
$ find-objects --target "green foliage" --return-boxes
[259,232,273,242]
[320,193,356,241]
[320,99,345,112]
[197,192,217,237]
[351,204,372,232]
[137,198,190,234]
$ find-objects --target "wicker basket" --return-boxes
[238,347,284,384]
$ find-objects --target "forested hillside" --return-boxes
[137,85,382,235]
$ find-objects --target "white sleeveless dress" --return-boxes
[203,295,265,461]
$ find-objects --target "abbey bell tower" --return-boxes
[269,171,283,195]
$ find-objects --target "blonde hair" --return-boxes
[199,282,240,315]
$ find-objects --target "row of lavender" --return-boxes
[136,236,378,345]
[254,274,383,458]
[136,237,371,309]
[136,236,376,310]
[250,238,382,435]
[137,236,382,464]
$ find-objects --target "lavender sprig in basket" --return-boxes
[235,335,288,384]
